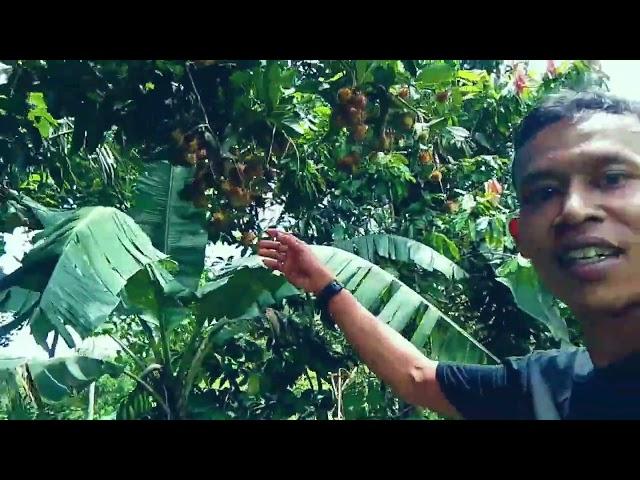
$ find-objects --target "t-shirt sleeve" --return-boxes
[435,359,532,420]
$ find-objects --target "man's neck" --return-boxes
[579,304,640,368]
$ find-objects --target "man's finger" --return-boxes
[258,248,280,259]
[266,228,282,239]
[278,232,302,249]
[258,240,281,250]
[262,258,280,270]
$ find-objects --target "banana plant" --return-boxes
[0,206,169,350]
[0,354,123,418]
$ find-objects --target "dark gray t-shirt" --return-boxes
[436,347,640,419]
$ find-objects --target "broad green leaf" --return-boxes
[265,61,283,112]
[312,246,496,364]
[496,256,570,344]
[446,126,470,140]
[26,92,57,138]
[0,189,72,232]
[196,256,300,321]
[130,160,208,292]
[427,232,461,262]
[334,234,467,280]
[122,264,191,332]
[0,207,167,349]
[417,63,455,85]
[355,60,374,85]
[0,355,123,404]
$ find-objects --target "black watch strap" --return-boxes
[316,279,344,310]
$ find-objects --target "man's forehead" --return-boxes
[514,113,640,183]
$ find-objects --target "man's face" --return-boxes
[515,112,640,317]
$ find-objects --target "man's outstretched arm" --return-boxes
[258,229,460,418]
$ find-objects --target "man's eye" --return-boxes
[523,186,558,206]
[600,171,628,189]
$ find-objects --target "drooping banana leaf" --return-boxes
[0,188,72,233]
[196,256,300,321]
[197,247,497,365]
[496,255,571,345]
[121,263,193,332]
[334,234,468,280]
[0,206,167,349]
[0,355,123,404]
[129,160,208,292]
[312,246,496,364]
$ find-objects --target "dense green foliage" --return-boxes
[0,60,607,419]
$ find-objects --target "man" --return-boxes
[258,90,640,420]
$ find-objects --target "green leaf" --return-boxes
[0,189,71,231]
[446,126,470,140]
[0,355,123,404]
[355,60,374,85]
[130,160,208,292]
[417,63,455,85]
[196,256,300,321]
[334,234,467,280]
[0,207,167,349]
[121,264,191,333]
[457,70,485,82]
[311,246,496,363]
[264,61,283,112]
[26,92,57,139]
[427,232,461,262]
[496,257,570,344]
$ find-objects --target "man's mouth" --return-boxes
[557,246,624,267]
[556,239,625,281]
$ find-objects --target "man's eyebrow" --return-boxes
[517,150,640,189]
[519,170,561,189]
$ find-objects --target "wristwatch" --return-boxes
[316,279,344,310]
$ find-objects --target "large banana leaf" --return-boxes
[334,234,467,280]
[312,246,497,364]
[129,160,208,292]
[197,247,497,365]
[196,256,300,321]
[496,255,570,344]
[0,355,123,404]
[0,188,72,232]
[0,206,167,349]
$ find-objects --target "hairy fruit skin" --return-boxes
[419,150,433,165]
[436,91,449,103]
[352,93,367,110]
[338,87,353,105]
[352,124,368,141]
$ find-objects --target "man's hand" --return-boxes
[258,229,334,295]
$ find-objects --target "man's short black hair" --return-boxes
[512,89,640,187]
